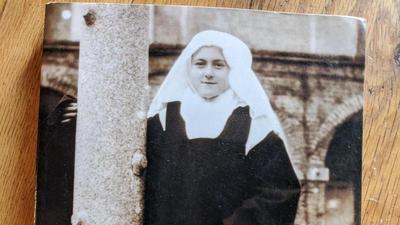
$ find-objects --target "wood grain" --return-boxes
[0,0,398,225]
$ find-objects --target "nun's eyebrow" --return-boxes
[213,59,228,66]
[213,59,226,63]
[192,58,206,63]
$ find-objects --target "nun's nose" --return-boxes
[203,66,214,79]
[205,74,214,79]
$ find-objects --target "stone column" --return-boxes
[72,5,149,225]
[305,166,330,225]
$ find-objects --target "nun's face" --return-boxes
[189,46,230,99]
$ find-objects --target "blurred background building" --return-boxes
[40,4,364,225]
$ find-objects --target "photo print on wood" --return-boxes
[37,3,365,225]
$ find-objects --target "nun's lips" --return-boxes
[201,81,217,85]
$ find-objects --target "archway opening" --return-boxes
[37,88,76,225]
[324,110,362,225]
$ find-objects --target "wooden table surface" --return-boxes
[0,0,399,224]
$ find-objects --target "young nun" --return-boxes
[145,30,300,225]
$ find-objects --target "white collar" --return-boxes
[179,88,241,139]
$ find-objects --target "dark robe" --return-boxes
[145,102,300,225]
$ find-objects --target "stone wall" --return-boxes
[46,4,364,57]
[41,42,79,97]
[151,6,362,57]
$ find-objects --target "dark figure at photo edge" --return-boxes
[144,30,301,225]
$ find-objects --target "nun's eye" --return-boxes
[194,60,206,67]
[214,61,227,69]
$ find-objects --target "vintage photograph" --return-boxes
[37,4,364,225]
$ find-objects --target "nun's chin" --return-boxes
[201,94,219,100]
[196,88,229,100]
[197,92,217,100]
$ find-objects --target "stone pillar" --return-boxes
[305,166,330,225]
[294,186,307,225]
[72,5,149,225]
[306,181,327,225]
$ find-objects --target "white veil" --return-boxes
[148,30,287,154]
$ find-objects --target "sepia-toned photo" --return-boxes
[37,4,364,225]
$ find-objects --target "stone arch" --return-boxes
[309,94,363,165]
[42,43,79,97]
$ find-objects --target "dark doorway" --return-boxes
[325,110,362,225]
[36,88,77,225]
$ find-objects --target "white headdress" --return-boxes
[148,30,287,154]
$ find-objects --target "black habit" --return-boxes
[145,102,300,225]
